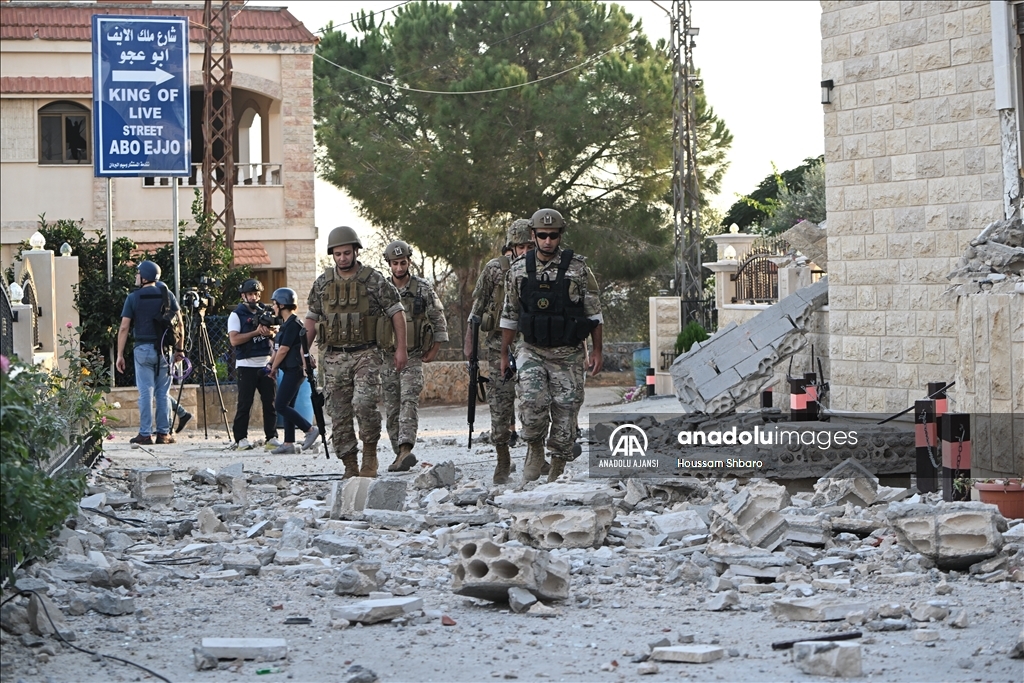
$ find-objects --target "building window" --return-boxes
[38,101,90,165]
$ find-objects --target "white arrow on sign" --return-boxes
[111,67,173,86]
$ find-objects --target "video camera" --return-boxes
[181,276,220,313]
[255,304,281,328]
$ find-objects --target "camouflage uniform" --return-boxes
[500,247,602,462]
[306,263,403,462]
[470,256,517,446]
[381,275,449,453]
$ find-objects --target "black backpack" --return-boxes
[154,283,185,354]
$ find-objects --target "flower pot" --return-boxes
[975,480,1024,519]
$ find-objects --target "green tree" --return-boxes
[315,0,730,336]
[722,155,824,233]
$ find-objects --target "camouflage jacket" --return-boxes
[396,274,449,344]
[305,262,404,324]
[469,256,511,343]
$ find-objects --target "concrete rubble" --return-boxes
[2,453,1022,681]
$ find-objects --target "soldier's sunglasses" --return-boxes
[534,231,561,241]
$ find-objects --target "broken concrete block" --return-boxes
[510,506,615,549]
[887,502,1004,569]
[710,481,790,550]
[950,609,969,628]
[332,477,371,519]
[650,511,708,540]
[221,553,261,576]
[414,461,456,490]
[199,569,242,581]
[705,590,739,611]
[1010,630,1024,659]
[910,601,949,622]
[650,645,724,663]
[27,593,70,638]
[493,484,615,510]
[200,637,288,660]
[246,520,270,539]
[792,641,862,677]
[771,597,870,622]
[91,592,134,616]
[624,479,648,507]
[812,458,879,507]
[368,479,407,511]
[508,586,537,613]
[913,629,940,642]
[360,510,426,532]
[196,507,227,535]
[312,534,361,557]
[193,647,218,670]
[330,597,424,624]
[451,540,570,601]
[130,467,173,505]
[1,602,31,635]
[334,568,378,596]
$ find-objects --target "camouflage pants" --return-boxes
[324,347,382,459]
[486,342,515,446]
[381,353,423,453]
[516,344,585,461]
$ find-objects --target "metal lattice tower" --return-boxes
[203,0,236,250]
[671,0,702,304]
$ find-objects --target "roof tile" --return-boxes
[1,76,92,94]
[132,240,270,266]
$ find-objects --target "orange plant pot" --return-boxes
[975,480,1024,519]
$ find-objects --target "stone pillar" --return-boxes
[53,254,80,373]
[777,265,811,300]
[648,296,682,395]
[20,248,57,358]
[705,260,739,310]
[11,302,33,362]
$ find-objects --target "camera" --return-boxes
[255,304,281,328]
[181,276,219,312]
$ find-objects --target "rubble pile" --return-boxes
[947,217,1024,286]
[2,456,1023,679]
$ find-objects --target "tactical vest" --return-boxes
[316,266,384,346]
[479,255,510,333]
[519,249,598,348]
[233,302,272,360]
[382,277,434,354]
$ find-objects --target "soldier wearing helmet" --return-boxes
[378,240,450,471]
[499,209,604,483]
[304,226,407,478]
[464,218,535,484]
[116,260,184,446]
[227,277,279,451]
[266,288,320,454]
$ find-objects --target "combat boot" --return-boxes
[359,441,379,478]
[341,452,360,479]
[493,443,511,485]
[522,441,545,483]
[546,456,567,482]
[387,443,417,472]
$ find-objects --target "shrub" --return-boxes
[675,321,709,355]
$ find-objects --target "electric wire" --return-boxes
[1,588,174,683]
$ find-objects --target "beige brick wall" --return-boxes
[822,0,1004,412]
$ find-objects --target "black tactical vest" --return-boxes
[518,250,597,347]
[233,301,272,360]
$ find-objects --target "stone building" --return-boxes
[0,2,318,296]
[820,0,1022,475]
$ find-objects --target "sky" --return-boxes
[254,0,824,250]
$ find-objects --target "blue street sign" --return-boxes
[92,15,190,177]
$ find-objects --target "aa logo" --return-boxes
[608,424,648,458]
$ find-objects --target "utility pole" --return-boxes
[203,0,236,251]
[670,0,703,312]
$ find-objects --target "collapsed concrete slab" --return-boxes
[330,597,423,624]
[200,637,288,660]
[710,481,791,550]
[670,277,829,413]
[812,458,879,507]
[886,502,1005,569]
[792,641,862,678]
[450,540,570,601]
[330,478,407,519]
[782,220,828,270]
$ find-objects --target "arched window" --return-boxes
[38,101,90,165]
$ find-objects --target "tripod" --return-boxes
[174,304,230,440]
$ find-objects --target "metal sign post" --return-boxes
[91,15,190,286]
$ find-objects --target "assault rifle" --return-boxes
[299,331,330,458]
[467,315,489,449]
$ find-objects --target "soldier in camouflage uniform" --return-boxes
[380,240,450,472]
[500,209,603,483]
[304,226,407,479]
[465,219,535,485]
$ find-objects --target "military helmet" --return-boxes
[138,260,161,282]
[506,219,533,247]
[326,225,362,253]
[383,240,413,263]
[238,278,263,294]
[270,287,297,307]
[529,208,566,231]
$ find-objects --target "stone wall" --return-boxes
[821,0,1005,412]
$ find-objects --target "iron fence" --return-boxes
[1,284,13,360]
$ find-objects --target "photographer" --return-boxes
[227,278,279,450]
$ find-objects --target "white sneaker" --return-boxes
[265,437,282,450]
[232,438,253,450]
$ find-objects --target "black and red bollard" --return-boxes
[928,381,949,415]
[939,412,971,502]
[914,398,939,494]
[804,372,818,419]
[646,368,656,397]
[761,387,773,409]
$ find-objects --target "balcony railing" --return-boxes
[143,163,282,187]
